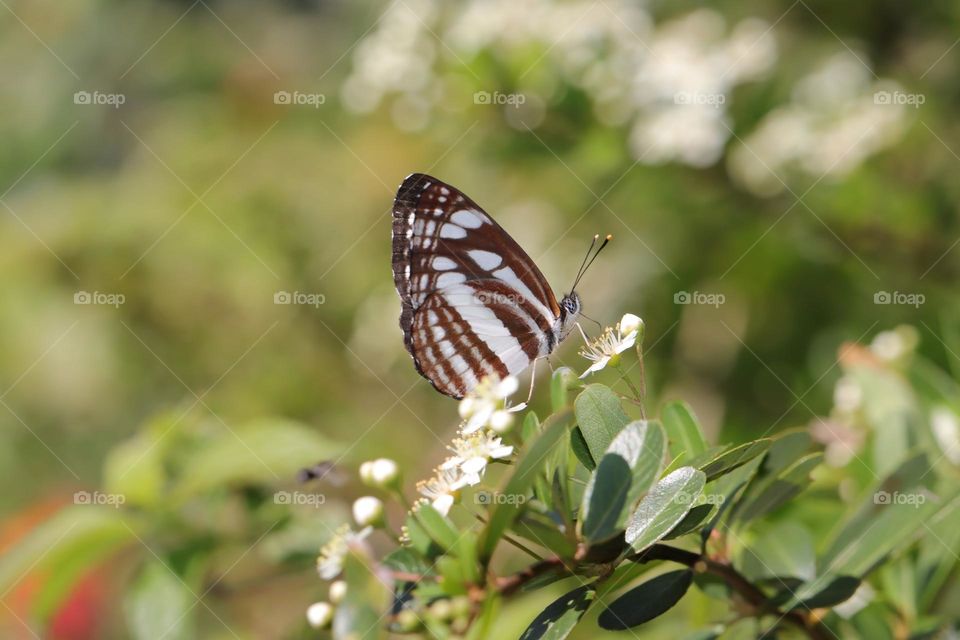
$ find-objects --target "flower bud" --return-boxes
[328,580,347,604]
[369,458,400,489]
[306,601,334,629]
[619,313,643,339]
[359,461,374,485]
[395,609,421,632]
[352,496,385,528]
[458,396,475,419]
[489,410,514,434]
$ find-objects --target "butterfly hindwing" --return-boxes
[392,173,562,398]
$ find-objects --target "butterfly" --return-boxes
[391,173,609,399]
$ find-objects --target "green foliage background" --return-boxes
[1,0,960,638]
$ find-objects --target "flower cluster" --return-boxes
[412,375,520,516]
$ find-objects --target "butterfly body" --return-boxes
[391,173,580,399]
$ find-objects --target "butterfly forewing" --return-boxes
[392,173,562,398]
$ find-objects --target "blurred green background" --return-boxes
[2,0,959,637]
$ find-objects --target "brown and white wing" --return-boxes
[391,173,561,398]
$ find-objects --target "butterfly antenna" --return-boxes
[577,310,603,329]
[571,234,598,292]
[571,234,612,292]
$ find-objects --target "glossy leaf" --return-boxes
[574,384,630,460]
[414,503,461,552]
[735,452,823,522]
[570,427,596,471]
[662,401,708,462]
[699,439,771,482]
[581,421,666,543]
[598,570,693,629]
[626,467,705,552]
[664,503,715,539]
[520,585,595,640]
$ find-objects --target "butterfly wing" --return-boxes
[392,173,561,398]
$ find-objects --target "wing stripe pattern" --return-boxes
[392,173,563,398]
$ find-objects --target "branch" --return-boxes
[629,545,833,640]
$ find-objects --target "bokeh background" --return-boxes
[2,0,959,637]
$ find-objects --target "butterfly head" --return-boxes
[558,292,582,339]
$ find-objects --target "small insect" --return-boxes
[391,173,609,399]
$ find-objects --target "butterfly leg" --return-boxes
[524,358,539,405]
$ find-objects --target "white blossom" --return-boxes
[316,524,372,580]
[579,313,644,377]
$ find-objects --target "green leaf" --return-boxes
[580,421,666,543]
[662,401,708,462]
[598,570,693,629]
[569,427,595,471]
[171,419,341,500]
[574,384,630,460]
[761,428,813,475]
[513,513,577,558]
[479,410,574,563]
[580,454,630,544]
[104,413,182,508]
[818,489,944,578]
[522,412,541,442]
[382,548,431,576]
[334,545,389,640]
[414,503,461,552]
[625,467,705,552]
[551,367,578,412]
[124,560,196,640]
[776,575,861,610]
[403,512,440,558]
[664,503,715,539]
[739,521,816,582]
[735,452,823,523]
[519,585,595,640]
[699,439,771,482]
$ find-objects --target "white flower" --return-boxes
[360,458,401,489]
[578,313,644,377]
[441,431,514,485]
[458,374,525,434]
[416,467,469,516]
[352,496,385,528]
[316,524,372,580]
[328,580,347,604]
[306,601,334,629]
